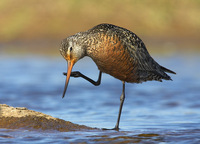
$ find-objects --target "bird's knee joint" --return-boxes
[120,94,125,101]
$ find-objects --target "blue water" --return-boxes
[0,54,200,143]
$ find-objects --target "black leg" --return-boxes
[102,81,125,131]
[63,71,102,86]
[114,81,125,130]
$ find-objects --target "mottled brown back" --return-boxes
[85,24,175,83]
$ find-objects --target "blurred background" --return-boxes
[0,0,199,55]
[0,1,200,143]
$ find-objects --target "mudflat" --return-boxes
[0,104,95,131]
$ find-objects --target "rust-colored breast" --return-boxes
[87,33,139,83]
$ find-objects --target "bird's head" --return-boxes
[60,34,86,98]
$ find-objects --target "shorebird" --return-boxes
[60,23,176,130]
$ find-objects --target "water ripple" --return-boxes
[0,55,200,143]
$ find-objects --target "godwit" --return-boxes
[60,23,176,130]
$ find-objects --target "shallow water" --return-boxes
[0,54,200,143]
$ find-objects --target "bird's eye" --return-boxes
[70,47,73,52]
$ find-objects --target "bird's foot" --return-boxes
[102,127,119,131]
[63,71,81,78]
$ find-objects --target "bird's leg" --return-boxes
[63,71,102,86]
[102,81,125,131]
[114,81,125,130]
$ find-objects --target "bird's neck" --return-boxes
[73,32,101,58]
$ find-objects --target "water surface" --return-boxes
[0,54,200,143]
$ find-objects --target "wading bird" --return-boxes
[60,23,176,130]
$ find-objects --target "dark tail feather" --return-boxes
[160,66,176,74]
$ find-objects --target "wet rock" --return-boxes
[0,104,95,131]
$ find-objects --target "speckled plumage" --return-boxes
[60,23,176,130]
[60,23,175,83]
